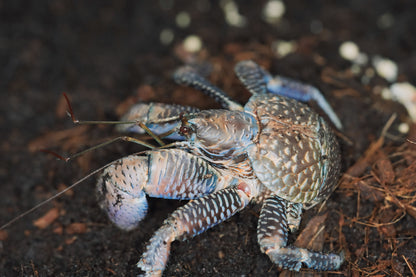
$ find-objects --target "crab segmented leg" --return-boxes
[138,185,252,277]
[258,195,343,271]
[234,60,342,129]
[174,66,244,111]
[286,202,303,233]
[116,103,200,140]
[96,149,232,231]
[234,60,268,95]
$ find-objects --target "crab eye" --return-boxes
[179,125,190,135]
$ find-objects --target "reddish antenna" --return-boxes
[63,92,79,123]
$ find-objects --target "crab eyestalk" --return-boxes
[96,155,149,231]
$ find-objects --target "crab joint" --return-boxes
[237,182,253,198]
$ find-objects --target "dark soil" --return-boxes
[1,1,415,276]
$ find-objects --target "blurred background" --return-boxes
[1,1,415,276]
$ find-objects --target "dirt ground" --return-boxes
[1,1,415,276]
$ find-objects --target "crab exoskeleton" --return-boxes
[96,60,344,276]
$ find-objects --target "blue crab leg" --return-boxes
[257,195,343,271]
[174,66,244,111]
[96,149,233,231]
[234,60,343,129]
[138,185,251,277]
[116,103,200,140]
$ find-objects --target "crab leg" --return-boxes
[116,102,200,140]
[234,60,268,95]
[174,66,244,111]
[138,184,252,277]
[96,149,233,231]
[286,202,303,233]
[234,60,343,129]
[257,195,343,271]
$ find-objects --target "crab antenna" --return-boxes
[63,93,166,146]
[0,161,109,230]
[63,92,77,123]
[64,93,139,126]
[42,136,157,163]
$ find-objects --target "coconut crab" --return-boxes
[97,60,344,276]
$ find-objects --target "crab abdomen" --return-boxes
[245,94,341,205]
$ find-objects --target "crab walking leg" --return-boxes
[234,60,342,129]
[138,184,252,276]
[116,103,200,140]
[257,195,343,271]
[234,60,268,95]
[286,202,303,233]
[267,76,343,129]
[174,66,244,111]
[97,149,232,231]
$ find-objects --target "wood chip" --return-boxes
[33,208,60,229]
[373,156,395,185]
[65,222,87,235]
[65,236,78,245]
[293,214,327,250]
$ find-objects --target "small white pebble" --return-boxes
[390,82,416,100]
[381,87,392,100]
[183,35,203,53]
[176,11,191,28]
[372,56,398,82]
[220,0,247,27]
[263,0,285,23]
[272,40,297,57]
[160,28,174,45]
[390,82,416,121]
[398,122,409,134]
[339,41,360,61]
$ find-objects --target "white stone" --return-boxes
[263,0,285,23]
[390,82,416,121]
[372,56,398,82]
[183,35,203,53]
[220,0,247,27]
[339,41,360,61]
[272,40,297,57]
[398,122,409,134]
[381,87,392,100]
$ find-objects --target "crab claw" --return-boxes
[96,155,149,231]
